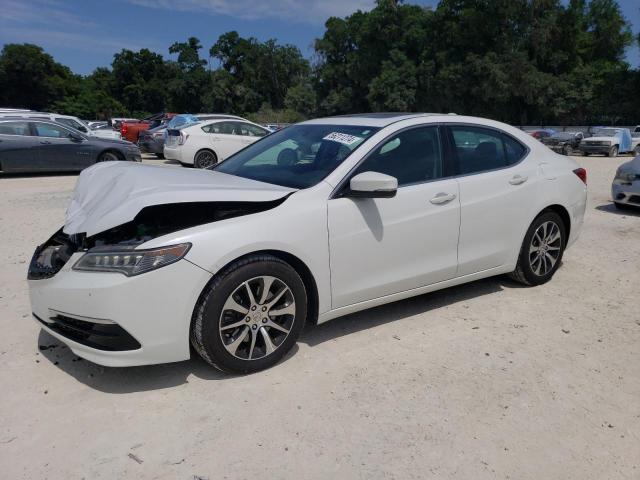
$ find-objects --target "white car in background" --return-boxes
[28,113,587,373]
[164,118,270,168]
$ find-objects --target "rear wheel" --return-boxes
[509,211,566,286]
[155,153,165,159]
[191,255,307,373]
[563,145,573,156]
[194,149,217,169]
[633,146,640,157]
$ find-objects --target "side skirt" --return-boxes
[317,265,511,324]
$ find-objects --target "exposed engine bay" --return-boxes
[28,198,287,279]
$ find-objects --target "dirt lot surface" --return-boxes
[1,155,638,479]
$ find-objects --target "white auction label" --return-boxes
[322,132,361,145]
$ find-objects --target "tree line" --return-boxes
[0,0,638,126]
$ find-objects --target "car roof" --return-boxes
[301,112,456,127]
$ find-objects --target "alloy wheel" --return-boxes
[218,276,296,360]
[195,151,216,168]
[528,221,562,276]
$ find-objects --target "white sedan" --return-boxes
[28,113,587,373]
[164,118,270,168]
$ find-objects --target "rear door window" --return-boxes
[449,125,526,175]
[0,121,31,136]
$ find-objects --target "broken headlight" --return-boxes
[73,243,191,276]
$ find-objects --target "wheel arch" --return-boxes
[197,249,320,326]
[98,148,125,161]
[194,148,217,163]
[538,204,571,244]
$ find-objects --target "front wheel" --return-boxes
[508,211,566,286]
[191,255,307,373]
[563,145,573,156]
[607,146,618,157]
[98,151,121,162]
[194,149,218,169]
[155,153,165,159]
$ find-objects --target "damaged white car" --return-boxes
[28,114,587,373]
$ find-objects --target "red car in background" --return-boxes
[526,129,556,141]
[120,113,175,143]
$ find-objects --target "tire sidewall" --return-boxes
[194,150,217,169]
[517,212,566,286]
[195,259,307,373]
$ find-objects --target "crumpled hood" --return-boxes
[64,161,296,236]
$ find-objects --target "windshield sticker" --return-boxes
[323,132,362,145]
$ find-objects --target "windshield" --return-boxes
[213,124,379,189]
[593,128,617,137]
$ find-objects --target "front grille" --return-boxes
[629,195,640,205]
[28,229,84,280]
[34,313,141,351]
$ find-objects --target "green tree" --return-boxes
[0,43,80,110]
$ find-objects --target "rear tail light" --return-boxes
[121,124,127,135]
[178,133,189,145]
[573,168,587,185]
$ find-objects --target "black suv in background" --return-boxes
[541,131,587,156]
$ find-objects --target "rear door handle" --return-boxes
[430,192,457,205]
[40,140,52,145]
[509,174,528,185]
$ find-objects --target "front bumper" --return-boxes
[581,145,611,155]
[612,180,640,207]
[29,253,211,367]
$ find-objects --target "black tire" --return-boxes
[194,149,218,169]
[582,151,590,156]
[191,254,307,373]
[633,146,640,157]
[563,145,573,156]
[508,211,567,286]
[607,145,618,157]
[155,153,165,159]
[98,150,122,162]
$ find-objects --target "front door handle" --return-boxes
[430,192,457,205]
[40,140,52,145]
[509,174,528,185]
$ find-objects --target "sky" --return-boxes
[0,0,638,75]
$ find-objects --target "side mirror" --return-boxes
[345,171,398,198]
[68,132,84,142]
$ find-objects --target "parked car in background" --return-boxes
[0,119,140,173]
[612,156,640,209]
[27,113,587,372]
[164,118,270,168]
[137,125,167,158]
[110,118,139,132]
[87,121,108,129]
[581,127,637,157]
[164,113,246,137]
[119,112,175,143]
[0,111,122,140]
[541,131,586,155]
[526,129,555,140]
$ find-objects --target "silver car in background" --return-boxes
[612,156,640,210]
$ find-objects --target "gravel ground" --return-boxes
[1,154,638,479]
